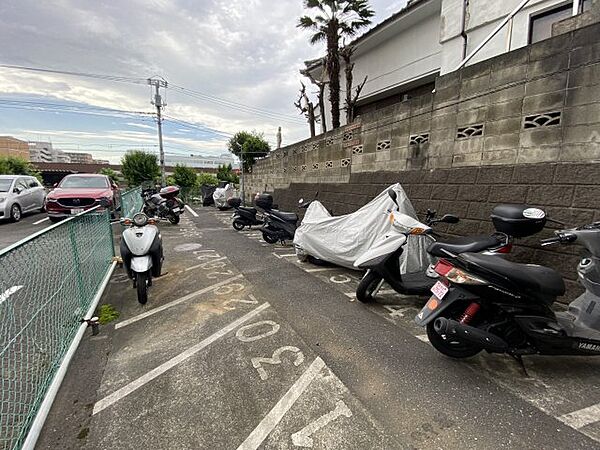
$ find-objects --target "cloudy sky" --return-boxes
[0,0,407,163]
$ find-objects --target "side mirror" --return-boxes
[53,183,58,188]
[439,214,459,224]
[13,187,21,194]
[388,189,399,208]
[111,183,118,190]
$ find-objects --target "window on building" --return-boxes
[529,1,591,44]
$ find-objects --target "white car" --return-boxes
[0,175,46,222]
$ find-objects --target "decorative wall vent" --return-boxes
[341,158,351,168]
[523,111,561,128]
[409,133,430,145]
[312,163,319,170]
[292,148,298,155]
[343,130,354,142]
[311,142,319,151]
[283,167,287,173]
[456,124,484,139]
[292,166,297,172]
[325,137,334,146]
[283,150,288,157]
[275,152,282,159]
[376,140,391,151]
[301,164,307,171]
[352,144,363,154]
[325,160,333,168]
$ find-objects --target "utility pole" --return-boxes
[240,152,245,205]
[148,78,168,185]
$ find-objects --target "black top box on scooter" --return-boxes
[491,204,546,238]
[255,193,273,209]
[227,197,242,208]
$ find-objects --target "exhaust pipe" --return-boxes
[434,318,508,352]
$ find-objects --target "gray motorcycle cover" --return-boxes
[293,183,431,272]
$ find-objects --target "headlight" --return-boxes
[133,213,148,227]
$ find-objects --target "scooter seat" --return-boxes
[427,235,502,257]
[459,253,566,298]
[270,210,298,223]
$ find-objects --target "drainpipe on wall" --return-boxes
[460,0,469,61]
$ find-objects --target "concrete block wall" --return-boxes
[246,21,600,197]
[271,162,600,303]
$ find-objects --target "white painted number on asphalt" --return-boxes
[251,346,305,381]
[0,285,24,305]
[236,320,280,342]
[383,305,411,318]
[329,274,352,284]
[291,400,353,448]
[223,296,259,311]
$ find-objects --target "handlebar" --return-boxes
[540,232,577,246]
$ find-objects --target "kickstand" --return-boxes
[511,354,530,378]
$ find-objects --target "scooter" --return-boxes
[415,221,600,359]
[228,197,264,231]
[142,186,184,225]
[353,190,534,302]
[119,212,164,304]
[257,194,312,244]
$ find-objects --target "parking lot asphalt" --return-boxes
[37,206,600,449]
[0,212,50,251]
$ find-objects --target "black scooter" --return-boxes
[255,193,311,244]
[416,221,600,360]
[228,197,264,231]
[353,190,522,302]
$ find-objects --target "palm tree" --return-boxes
[298,0,374,129]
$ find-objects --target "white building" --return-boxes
[305,0,594,129]
[28,141,71,163]
[165,153,240,170]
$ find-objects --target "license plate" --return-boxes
[172,207,180,213]
[71,208,84,215]
[431,281,449,300]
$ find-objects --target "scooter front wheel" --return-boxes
[356,270,383,303]
[136,272,149,305]
[232,219,245,231]
[168,214,180,225]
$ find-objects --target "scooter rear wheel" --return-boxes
[356,271,383,303]
[233,219,245,231]
[136,272,149,305]
[168,214,180,225]
[262,231,278,244]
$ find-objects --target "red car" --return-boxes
[45,174,119,222]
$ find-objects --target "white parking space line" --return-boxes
[303,267,339,273]
[33,217,49,225]
[93,302,271,416]
[237,357,326,450]
[415,334,429,343]
[0,285,23,306]
[185,257,228,272]
[272,253,297,259]
[184,205,199,217]
[115,274,243,329]
[558,402,600,430]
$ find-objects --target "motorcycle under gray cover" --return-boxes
[293,183,432,272]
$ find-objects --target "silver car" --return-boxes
[0,175,46,222]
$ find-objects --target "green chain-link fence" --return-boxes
[0,208,115,450]
[120,186,144,218]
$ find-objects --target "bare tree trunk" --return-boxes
[308,103,315,137]
[318,82,327,133]
[341,46,355,124]
[326,23,341,129]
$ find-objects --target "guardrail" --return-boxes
[0,207,116,450]
[120,186,144,218]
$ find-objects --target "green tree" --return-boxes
[100,167,121,185]
[197,172,219,186]
[217,164,239,184]
[227,131,270,171]
[0,156,42,181]
[298,0,374,129]
[120,151,160,186]
[171,164,198,188]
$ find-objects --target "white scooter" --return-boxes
[119,212,164,304]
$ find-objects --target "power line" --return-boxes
[0,63,147,85]
[170,84,305,125]
[162,115,233,138]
